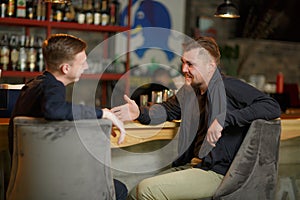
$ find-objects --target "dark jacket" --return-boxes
[8,71,103,155]
[137,69,281,175]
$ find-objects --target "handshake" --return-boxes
[103,95,140,145]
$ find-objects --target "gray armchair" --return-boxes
[6,117,115,200]
[211,119,281,200]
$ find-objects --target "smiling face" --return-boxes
[180,37,220,93]
[181,47,216,93]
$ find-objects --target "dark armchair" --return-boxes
[6,117,116,200]
[210,119,281,200]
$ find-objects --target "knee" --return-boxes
[136,179,160,199]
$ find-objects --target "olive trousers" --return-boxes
[127,164,224,200]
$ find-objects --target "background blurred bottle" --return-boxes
[63,3,75,22]
[36,0,46,20]
[18,35,27,71]
[36,36,44,72]
[0,34,10,70]
[26,0,34,19]
[27,35,37,72]
[6,0,15,17]
[110,0,120,25]
[16,0,26,18]
[100,0,109,26]
[0,0,6,18]
[93,0,101,25]
[9,35,19,71]
[276,72,284,94]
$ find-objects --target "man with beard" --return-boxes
[111,36,281,200]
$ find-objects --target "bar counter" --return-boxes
[1,113,299,151]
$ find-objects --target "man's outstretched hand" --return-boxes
[111,95,140,122]
[102,108,126,145]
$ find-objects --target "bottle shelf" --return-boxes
[0,17,130,32]
[50,21,129,32]
[1,70,124,80]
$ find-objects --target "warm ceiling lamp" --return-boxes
[43,0,70,3]
[214,0,240,19]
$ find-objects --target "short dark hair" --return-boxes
[42,34,87,70]
[183,36,221,66]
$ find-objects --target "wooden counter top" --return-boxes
[111,121,180,148]
[0,117,299,150]
[280,118,300,140]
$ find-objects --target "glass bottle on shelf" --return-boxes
[84,0,93,24]
[36,36,44,72]
[36,0,46,20]
[27,35,37,72]
[0,0,6,18]
[18,35,27,71]
[9,35,19,71]
[76,1,85,24]
[16,0,26,18]
[6,0,15,17]
[93,0,101,25]
[52,4,63,22]
[41,0,46,20]
[63,2,75,22]
[26,0,34,19]
[100,0,109,26]
[110,0,120,25]
[0,34,10,71]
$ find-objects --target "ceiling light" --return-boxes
[43,0,71,4]
[214,0,240,19]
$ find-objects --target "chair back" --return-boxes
[213,119,281,200]
[7,116,115,200]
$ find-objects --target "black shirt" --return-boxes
[137,71,281,175]
[8,71,103,155]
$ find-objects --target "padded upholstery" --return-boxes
[6,117,115,200]
[212,119,281,200]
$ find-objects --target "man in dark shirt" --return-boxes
[8,34,127,200]
[112,36,281,199]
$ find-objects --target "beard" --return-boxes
[184,72,201,88]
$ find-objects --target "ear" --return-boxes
[208,63,216,74]
[60,63,70,74]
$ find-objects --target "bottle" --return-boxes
[16,0,26,18]
[9,35,19,71]
[76,2,85,24]
[0,34,10,71]
[26,0,34,19]
[0,0,6,18]
[18,35,27,71]
[36,0,44,20]
[6,0,15,17]
[109,0,119,25]
[27,35,37,72]
[53,4,63,22]
[40,1,46,20]
[100,0,109,26]
[36,36,44,72]
[93,0,101,25]
[63,2,75,22]
[276,72,284,94]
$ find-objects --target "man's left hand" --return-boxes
[207,119,223,147]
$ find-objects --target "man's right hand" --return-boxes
[102,108,126,144]
[111,94,140,122]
